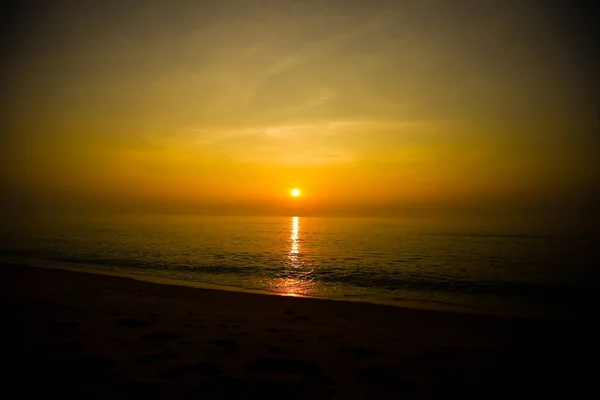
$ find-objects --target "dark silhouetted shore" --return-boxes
[3,264,593,399]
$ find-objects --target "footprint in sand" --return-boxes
[358,364,398,382]
[210,338,239,353]
[135,350,179,364]
[117,318,149,328]
[141,332,181,341]
[160,362,219,379]
[266,345,285,355]
[357,364,414,391]
[245,357,331,383]
[227,332,248,337]
[340,347,383,359]
[319,334,342,339]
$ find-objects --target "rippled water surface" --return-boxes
[2,215,596,317]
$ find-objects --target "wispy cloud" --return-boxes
[282,88,336,112]
[181,119,431,165]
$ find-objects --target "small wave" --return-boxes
[425,232,550,239]
[40,254,584,303]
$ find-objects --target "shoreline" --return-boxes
[4,262,594,398]
[0,256,565,320]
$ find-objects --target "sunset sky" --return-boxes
[1,1,597,221]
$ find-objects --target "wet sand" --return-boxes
[2,263,593,399]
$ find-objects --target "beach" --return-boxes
[3,263,592,399]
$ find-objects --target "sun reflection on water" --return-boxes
[268,216,316,296]
[290,216,299,256]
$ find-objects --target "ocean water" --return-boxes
[1,215,596,317]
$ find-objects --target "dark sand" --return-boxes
[2,264,594,399]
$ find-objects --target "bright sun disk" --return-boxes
[291,188,301,197]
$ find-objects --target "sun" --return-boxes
[291,188,301,197]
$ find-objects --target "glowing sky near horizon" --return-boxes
[1,0,597,221]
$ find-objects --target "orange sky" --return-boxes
[1,0,597,222]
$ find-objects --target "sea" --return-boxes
[1,214,597,318]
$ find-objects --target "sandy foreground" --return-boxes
[2,263,594,399]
